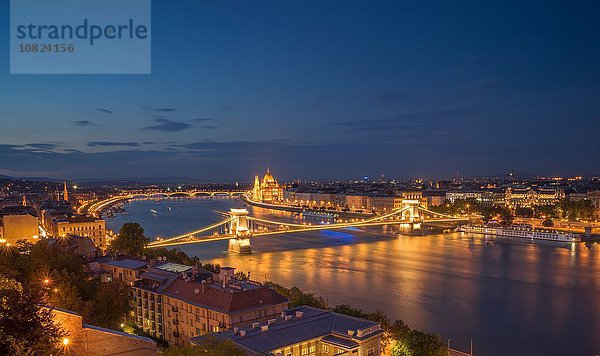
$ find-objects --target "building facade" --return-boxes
[505,187,564,208]
[192,305,384,356]
[252,168,285,203]
[133,264,289,345]
[0,212,39,244]
[51,215,107,250]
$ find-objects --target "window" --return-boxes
[308,345,315,354]
[301,348,308,356]
[322,345,329,353]
[367,347,375,356]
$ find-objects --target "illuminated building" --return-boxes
[0,211,39,244]
[505,187,564,208]
[51,215,107,250]
[63,181,69,202]
[252,168,284,203]
[191,306,383,356]
[132,264,288,345]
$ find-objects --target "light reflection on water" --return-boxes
[106,197,600,356]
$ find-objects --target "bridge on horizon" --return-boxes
[78,189,248,216]
[146,198,469,253]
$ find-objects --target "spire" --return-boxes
[63,181,69,202]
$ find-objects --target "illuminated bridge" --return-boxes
[79,190,248,216]
[147,198,468,253]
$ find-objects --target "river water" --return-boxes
[105,197,600,356]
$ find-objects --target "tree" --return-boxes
[265,282,327,309]
[392,329,446,356]
[0,277,65,356]
[144,247,200,266]
[542,218,554,227]
[163,336,244,356]
[110,222,149,256]
[90,281,132,329]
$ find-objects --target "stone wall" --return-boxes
[51,308,157,356]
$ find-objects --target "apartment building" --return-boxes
[133,264,289,345]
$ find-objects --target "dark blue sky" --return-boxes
[1,1,599,181]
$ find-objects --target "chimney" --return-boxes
[239,330,246,337]
[233,327,239,334]
[251,322,260,329]
[267,318,276,325]
[261,325,269,332]
[295,311,303,318]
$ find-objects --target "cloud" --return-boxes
[155,108,175,112]
[26,143,60,150]
[191,118,212,122]
[88,141,140,147]
[375,91,408,103]
[96,108,113,114]
[143,118,193,132]
[73,120,97,126]
[172,139,293,152]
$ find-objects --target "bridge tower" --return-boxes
[401,200,421,221]
[228,209,252,254]
[400,200,422,234]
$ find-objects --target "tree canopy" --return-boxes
[109,222,149,256]
[0,277,65,356]
[163,336,244,356]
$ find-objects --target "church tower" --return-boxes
[252,175,261,201]
[63,181,69,202]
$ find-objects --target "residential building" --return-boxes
[133,264,289,345]
[191,305,384,356]
[100,258,148,285]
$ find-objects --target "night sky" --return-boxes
[1,1,599,181]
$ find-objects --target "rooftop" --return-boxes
[191,305,383,353]
[162,278,288,314]
[105,259,147,270]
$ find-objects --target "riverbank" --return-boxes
[240,194,374,219]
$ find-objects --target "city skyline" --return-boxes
[1,1,599,180]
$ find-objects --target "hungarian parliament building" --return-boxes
[252,168,284,203]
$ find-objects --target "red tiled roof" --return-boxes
[163,279,288,314]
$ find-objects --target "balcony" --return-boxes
[172,306,178,312]
[172,319,179,326]
[173,331,180,338]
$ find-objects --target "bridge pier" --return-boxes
[228,209,253,254]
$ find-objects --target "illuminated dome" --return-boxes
[262,169,276,186]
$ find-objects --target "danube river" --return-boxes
[106,197,600,356]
